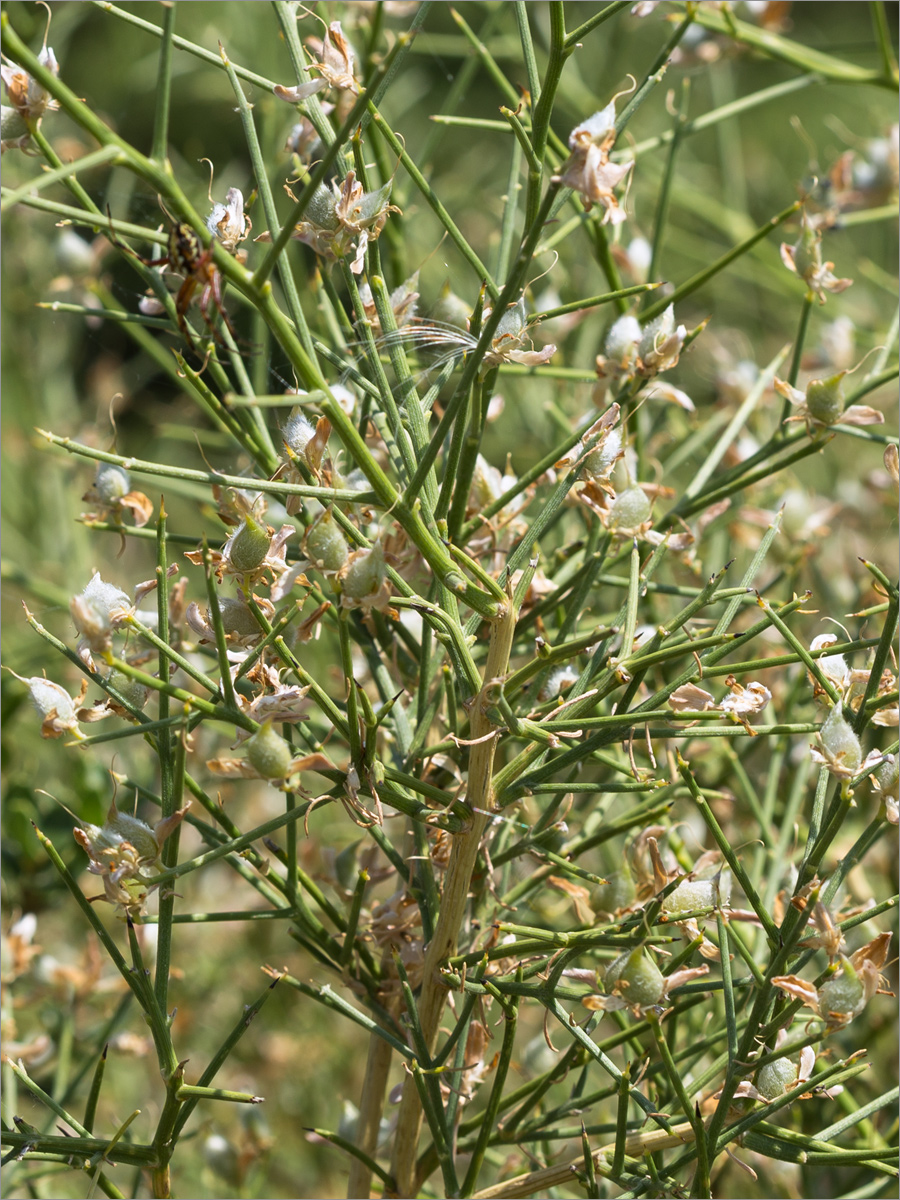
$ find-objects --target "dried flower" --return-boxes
[256,172,399,275]
[553,99,634,224]
[206,187,248,254]
[70,573,134,662]
[73,797,189,915]
[772,932,892,1029]
[81,462,153,528]
[780,211,852,303]
[775,372,884,434]
[1,43,59,152]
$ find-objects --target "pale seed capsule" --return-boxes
[608,486,651,533]
[805,373,846,426]
[229,515,271,573]
[819,702,861,773]
[304,509,349,572]
[817,959,864,1018]
[340,540,385,600]
[92,464,131,504]
[245,722,293,780]
[755,1057,800,1101]
[604,947,665,1007]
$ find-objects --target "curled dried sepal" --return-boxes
[73,797,190,916]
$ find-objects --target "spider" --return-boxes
[108,211,241,361]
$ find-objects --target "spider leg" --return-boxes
[174,275,203,356]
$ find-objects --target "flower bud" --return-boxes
[304,509,349,572]
[245,722,294,780]
[607,486,651,534]
[229,515,271,573]
[755,1056,800,1101]
[805,373,846,426]
[604,947,665,1007]
[638,305,675,360]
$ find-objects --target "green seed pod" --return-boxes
[755,1056,799,1101]
[583,428,623,480]
[85,810,159,862]
[604,947,665,1007]
[214,597,260,639]
[104,668,150,711]
[340,540,386,601]
[305,182,340,230]
[608,486,651,534]
[819,702,862,773]
[245,722,293,780]
[305,509,349,572]
[818,959,864,1018]
[229,515,271,573]
[806,373,847,426]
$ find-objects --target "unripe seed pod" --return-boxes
[662,879,716,918]
[340,540,386,600]
[93,464,131,504]
[583,428,623,480]
[305,509,349,571]
[229,515,271,573]
[608,486,651,533]
[806,373,846,426]
[87,811,159,862]
[819,702,861,773]
[817,959,864,1017]
[756,1056,799,1101]
[104,668,150,711]
[604,947,665,1007]
[305,183,340,230]
[214,597,260,638]
[245,722,293,780]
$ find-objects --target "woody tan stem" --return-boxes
[390,593,517,1198]
[469,1120,701,1199]
[348,988,395,1200]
